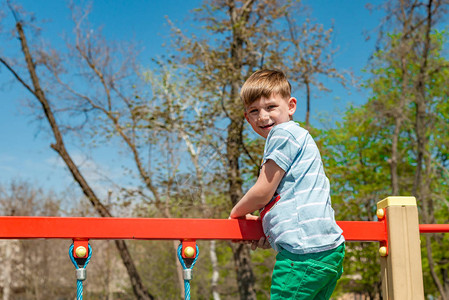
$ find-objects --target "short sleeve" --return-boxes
[263,128,301,172]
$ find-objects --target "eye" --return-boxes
[267,105,277,110]
[249,109,258,114]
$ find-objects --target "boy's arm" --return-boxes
[230,159,285,218]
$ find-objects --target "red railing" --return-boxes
[419,224,449,233]
[0,216,446,242]
[0,217,387,242]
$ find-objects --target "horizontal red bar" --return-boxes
[338,220,387,242]
[0,217,387,242]
[0,217,263,240]
[419,224,449,233]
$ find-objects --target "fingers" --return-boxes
[257,236,268,249]
[248,237,271,250]
[251,240,258,251]
[245,214,260,221]
[259,237,271,249]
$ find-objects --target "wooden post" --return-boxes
[378,196,424,300]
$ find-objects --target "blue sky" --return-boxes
[0,0,383,199]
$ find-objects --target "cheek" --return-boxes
[273,111,284,119]
[247,118,259,128]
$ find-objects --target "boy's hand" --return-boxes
[229,214,271,250]
[250,236,271,250]
[228,213,259,220]
[236,236,271,251]
[242,213,259,220]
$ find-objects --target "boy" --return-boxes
[230,69,345,299]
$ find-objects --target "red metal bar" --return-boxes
[419,224,449,233]
[338,220,387,242]
[0,216,387,242]
[0,217,263,240]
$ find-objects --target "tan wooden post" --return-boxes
[377,196,424,300]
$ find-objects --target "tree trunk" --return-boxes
[389,13,414,196]
[305,80,311,129]
[180,124,222,300]
[174,240,185,300]
[389,118,400,195]
[226,118,245,207]
[412,2,447,298]
[231,243,257,300]
[226,115,257,300]
[210,240,221,300]
[226,1,258,299]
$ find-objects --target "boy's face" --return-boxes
[244,94,297,138]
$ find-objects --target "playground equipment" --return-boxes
[0,196,448,299]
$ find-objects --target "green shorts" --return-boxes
[271,243,345,300]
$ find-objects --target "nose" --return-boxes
[258,109,269,121]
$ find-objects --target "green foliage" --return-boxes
[318,29,449,298]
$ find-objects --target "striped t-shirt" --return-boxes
[261,121,344,254]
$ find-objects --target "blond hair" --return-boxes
[240,69,291,107]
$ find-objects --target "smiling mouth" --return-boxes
[260,123,275,129]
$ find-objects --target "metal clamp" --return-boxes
[183,269,192,280]
[76,268,87,281]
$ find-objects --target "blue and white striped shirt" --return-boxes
[261,121,344,254]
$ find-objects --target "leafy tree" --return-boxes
[372,0,449,296]
[318,1,449,298]
[0,3,154,299]
[166,1,346,297]
[322,29,449,300]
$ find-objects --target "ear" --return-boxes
[288,97,297,117]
